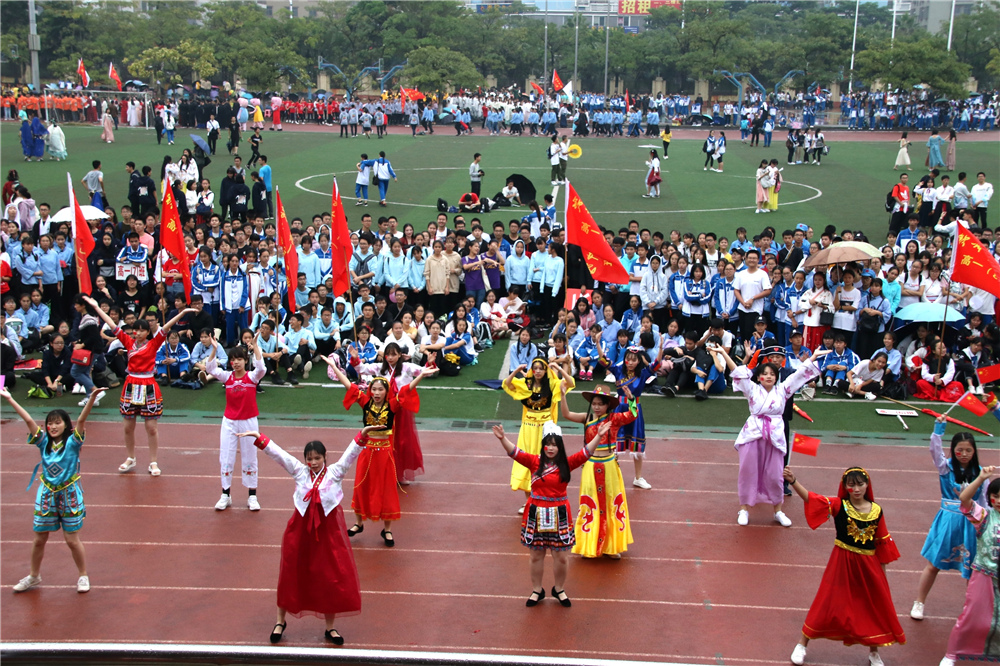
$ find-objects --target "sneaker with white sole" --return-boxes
[773,511,792,527]
[248,496,261,511]
[865,392,877,401]
[302,361,312,379]
[869,652,884,666]
[790,644,807,665]
[215,494,232,510]
[78,395,102,408]
[13,575,41,592]
[605,373,615,383]
[633,477,652,489]
[939,658,956,666]
[77,575,90,593]
[910,600,924,620]
[737,509,749,526]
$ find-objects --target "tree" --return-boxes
[125,40,218,93]
[948,2,1000,88]
[403,46,481,93]
[854,37,970,98]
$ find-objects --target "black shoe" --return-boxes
[256,385,265,394]
[270,622,286,644]
[662,386,676,398]
[526,588,545,607]
[380,529,395,547]
[784,481,793,496]
[551,586,572,607]
[347,523,364,537]
[694,389,708,401]
[271,374,286,385]
[287,373,299,386]
[324,628,344,645]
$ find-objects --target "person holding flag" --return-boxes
[275,188,298,314]
[159,180,192,304]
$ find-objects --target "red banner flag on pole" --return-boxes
[399,86,407,106]
[791,433,821,456]
[552,69,564,92]
[530,81,545,97]
[329,177,352,298]
[77,59,90,87]
[159,184,192,301]
[978,365,1000,386]
[625,89,631,111]
[563,181,630,285]
[67,173,95,296]
[950,225,1000,298]
[276,188,298,314]
[108,62,123,91]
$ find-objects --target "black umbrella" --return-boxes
[287,93,300,101]
[504,174,536,206]
[686,113,713,126]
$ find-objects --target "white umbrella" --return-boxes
[50,205,110,222]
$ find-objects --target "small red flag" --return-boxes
[77,58,90,87]
[957,392,990,417]
[791,433,821,456]
[625,89,631,111]
[159,184,192,301]
[950,226,1000,299]
[563,181,630,284]
[108,62,122,92]
[978,364,1000,385]
[552,69,564,92]
[329,177,352,298]
[530,81,545,97]
[67,173,95,296]
[275,188,299,314]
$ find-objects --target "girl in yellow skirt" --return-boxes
[502,358,573,514]
[766,159,782,211]
[559,383,638,559]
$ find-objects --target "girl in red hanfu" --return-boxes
[326,356,434,548]
[238,425,385,646]
[492,418,611,607]
[559,382,638,560]
[783,466,906,666]
[85,295,194,477]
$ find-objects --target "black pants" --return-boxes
[955,359,982,388]
[428,293,449,321]
[664,360,695,391]
[889,211,909,234]
[738,310,761,343]
[972,208,988,229]
[471,181,481,196]
[208,131,218,154]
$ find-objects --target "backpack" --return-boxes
[702,139,710,153]
[885,189,895,213]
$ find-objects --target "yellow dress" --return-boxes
[503,369,571,492]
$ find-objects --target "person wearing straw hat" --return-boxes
[558,382,637,559]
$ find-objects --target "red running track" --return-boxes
[0,421,975,665]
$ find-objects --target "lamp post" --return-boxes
[604,0,612,97]
[947,0,957,51]
[847,0,860,93]
[543,0,549,93]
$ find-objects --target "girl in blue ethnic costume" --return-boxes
[601,344,663,490]
[2,386,104,594]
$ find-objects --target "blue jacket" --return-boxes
[333,298,355,334]
[381,253,409,289]
[11,247,41,284]
[192,261,222,294]
[575,336,606,361]
[296,249,323,289]
[712,278,739,318]
[668,271,688,308]
[620,308,643,334]
[505,243,531,288]
[221,269,249,312]
[155,341,191,375]
[542,256,564,295]
[37,248,63,285]
[821,347,860,371]
[529,249,548,285]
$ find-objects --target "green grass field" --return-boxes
[3,122,999,445]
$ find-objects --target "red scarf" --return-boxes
[304,466,328,539]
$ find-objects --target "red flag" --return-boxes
[564,181,630,284]
[625,89,631,111]
[67,173,95,296]
[399,86,407,106]
[950,226,1000,298]
[108,62,122,91]
[957,392,990,417]
[552,69,564,92]
[921,408,993,436]
[329,177,352,298]
[792,405,814,422]
[77,58,90,87]
[530,81,545,97]
[978,364,1000,385]
[791,433,821,456]
[159,184,192,301]
[276,188,298,314]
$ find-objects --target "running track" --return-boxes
[0,421,979,665]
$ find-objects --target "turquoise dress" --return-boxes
[28,428,86,533]
[612,365,655,455]
[927,135,946,169]
[919,422,988,578]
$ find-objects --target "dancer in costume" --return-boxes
[492,419,611,607]
[784,466,906,666]
[601,344,663,490]
[939,460,999,666]
[711,345,829,527]
[207,332,266,511]
[325,356,434,547]
[240,425,385,645]
[3,386,102,594]
[910,416,987,621]
[84,295,195,477]
[502,358,573,513]
[559,383,637,559]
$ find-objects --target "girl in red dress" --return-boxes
[85,295,194,477]
[325,356,434,547]
[238,425,384,645]
[783,465,906,666]
[492,418,611,607]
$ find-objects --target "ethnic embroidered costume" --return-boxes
[28,428,86,533]
[503,363,570,492]
[509,446,592,550]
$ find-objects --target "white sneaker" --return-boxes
[633,477,652,489]
[72,384,84,394]
[774,511,792,527]
[790,644,807,665]
[737,510,749,526]
[975,385,985,395]
[214,494,232,510]
[910,600,924,620]
[302,361,312,379]
[77,575,90,593]
[865,392,877,401]
[247,495,261,511]
[605,373,615,383]
[78,394,102,408]
[13,574,41,592]
[939,658,956,666]
[869,652,884,666]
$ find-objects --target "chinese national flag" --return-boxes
[77,59,90,87]
[530,81,545,96]
[159,184,192,301]
[957,392,990,417]
[276,188,298,313]
[108,62,123,91]
[950,226,1000,298]
[564,181,630,284]
[552,69,564,92]
[791,433,821,456]
[399,86,408,106]
[67,173,95,296]
[625,89,631,111]
[329,177,352,298]
[978,365,1000,385]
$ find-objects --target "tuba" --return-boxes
[567,144,583,159]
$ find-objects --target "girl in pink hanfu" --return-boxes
[711,345,830,527]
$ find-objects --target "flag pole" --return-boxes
[337,175,359,344]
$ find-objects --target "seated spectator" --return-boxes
[874,331,902,383]
[188,328,229,385]
[23,334,71,398]
[182,294,216,348]
[575,324,607,381]
[820,334,859,395]
[444,318,477,367]
[846,352,888,400]
[695,335,729,400]
[746,315,776,355]
[418,321,450,374]
[155,329,191,383]
[661,331,709,397]
[283,313,316,384]
[955,337,987,395]
[256,320,292,385]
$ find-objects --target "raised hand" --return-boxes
[361,424,387,436]
[0,388,11,400]
[597,420,612,438]
[492,424,506,440]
